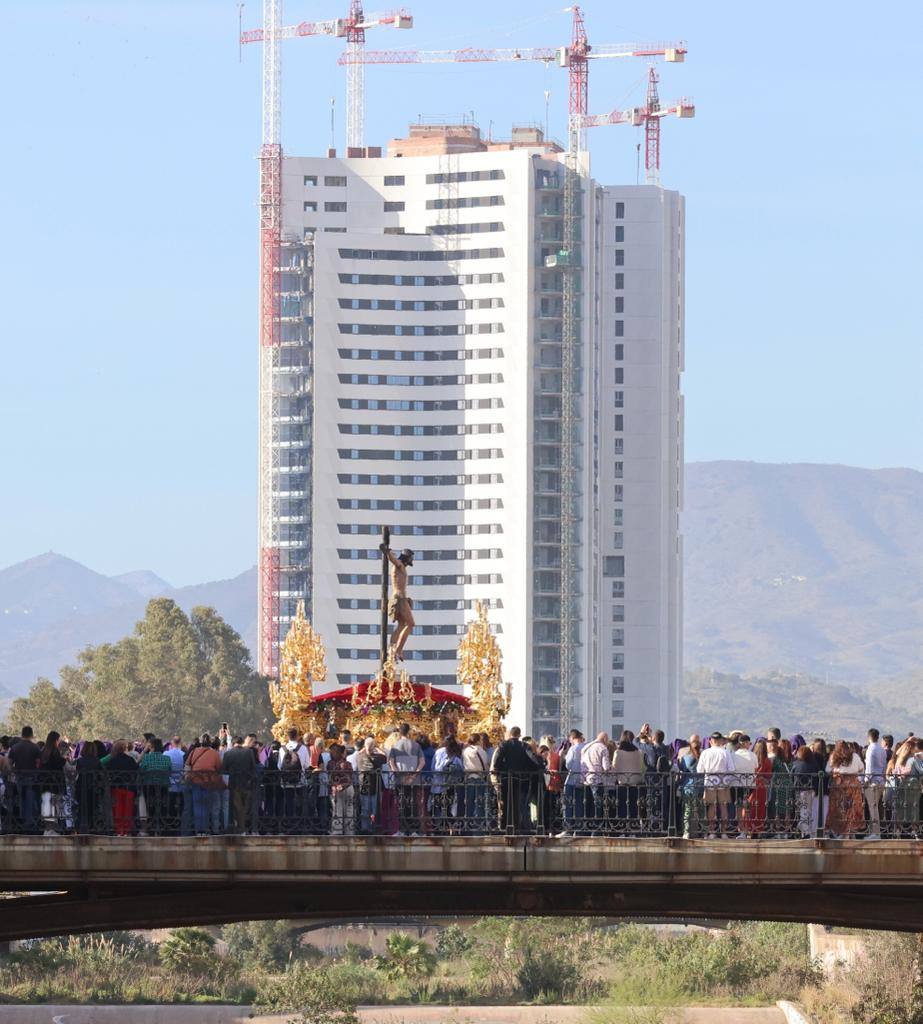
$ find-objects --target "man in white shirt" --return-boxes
[559,730,586,836]
[696,733,735,838]
[387,723,424,836]
[581,733,612,834]
[732,735,758,837]
[864,728,888,838]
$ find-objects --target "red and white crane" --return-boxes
[581,67,695,184]
[242,2,412,150]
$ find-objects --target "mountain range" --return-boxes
[1,461,920,719]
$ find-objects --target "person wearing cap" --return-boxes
[695,732,735,838]
[380,543,415,661]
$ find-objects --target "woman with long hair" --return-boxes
[769,737,795,836]
[744,738,771,837]
[890,738,921,837]
[678,735,702,839]
[825,740,864,837]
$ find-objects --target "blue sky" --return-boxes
[1,0,920,585]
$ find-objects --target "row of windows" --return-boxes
[338,247,503,262]
[338,348,502,362]
[339,324,504,337]
[338,373,502,386]
[338,547,503,561]
[338,423,503,436]
[337,573,503,586]
[303,174,346,187]
[338,448,502,462]
[339,398,503,411]
[427,195,503,210]
[338,298,503,311]
[426,169,504,184]
[338,648,457,661]
[338,623,500,636]
[338,272,504,287]
[337,597,501,611]
[338,497,502,510]
[338,523,502,536]
[428,222,503,235]
[337,473,502,486]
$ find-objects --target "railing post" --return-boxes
[667,771,677,837]
[815,771,824,839]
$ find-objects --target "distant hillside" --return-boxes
[0,462,920,731]
[684,462,923,688]
[0,553,255,700]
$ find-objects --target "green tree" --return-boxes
[2,600,272,739]
[435,923,472,959]
[158,927,221,975]
[223,919,298,971]
[374,932,437,995]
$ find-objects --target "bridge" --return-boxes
[0,836,921,940]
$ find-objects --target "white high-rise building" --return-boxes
[264,122,683,738]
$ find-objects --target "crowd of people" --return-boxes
[1,722,921,839]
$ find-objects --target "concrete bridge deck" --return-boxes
[0,835,920,939]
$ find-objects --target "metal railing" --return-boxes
[1,769,920,839]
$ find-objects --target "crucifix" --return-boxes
[378,526,415,666]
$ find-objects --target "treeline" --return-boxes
[1,599,272,740]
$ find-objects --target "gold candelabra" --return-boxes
[457,600,510,743]
[269,600,328,740]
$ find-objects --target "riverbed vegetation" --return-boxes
[0,918,919,1024]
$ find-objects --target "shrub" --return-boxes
[158,928,221,975]
[223,920,298,971]
[256,962,361,1024]
[436,924,472,959]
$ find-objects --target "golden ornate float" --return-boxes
[270,600,509,743]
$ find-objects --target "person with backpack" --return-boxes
[277,727,309,834]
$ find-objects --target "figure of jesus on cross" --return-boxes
[379,528,415,663]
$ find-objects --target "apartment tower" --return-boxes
[259,121,683,738]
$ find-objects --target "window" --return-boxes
[615,297,624,313]
[615,226,625,242]
[612,653,625,670]
[615,320,624,337]
[615,273,624,289]
[384,200,405,212]
[614,484,623,502]
[612,676,624,693]
[304,175,317,186]
[325,226,346,232]
[612,580,625,598]
[614,414,623,431]
[613,508,623,526]
[384,174,405,186]
[325,201,347,212]
[324,175,347,186]
[614,390,624,408]
[614,438,623,454]
[612,604,624,621]
[612,628,624,646]
[612,700,625,717]
[603,556,624,577]
[615,249,624,266]
[615,201,625,218]
[303,201,317,212]
[426,169,504,184]
[614,461,623,478]
[612,722,624,738]
[613,532,623,549]
[614,344,624,360]
[615,368,624,384]
[383,227,405,234]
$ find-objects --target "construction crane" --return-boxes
[344,8,687,733]
[242,2,413,150]
[581,67,695,184]
[249,0,411,678]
